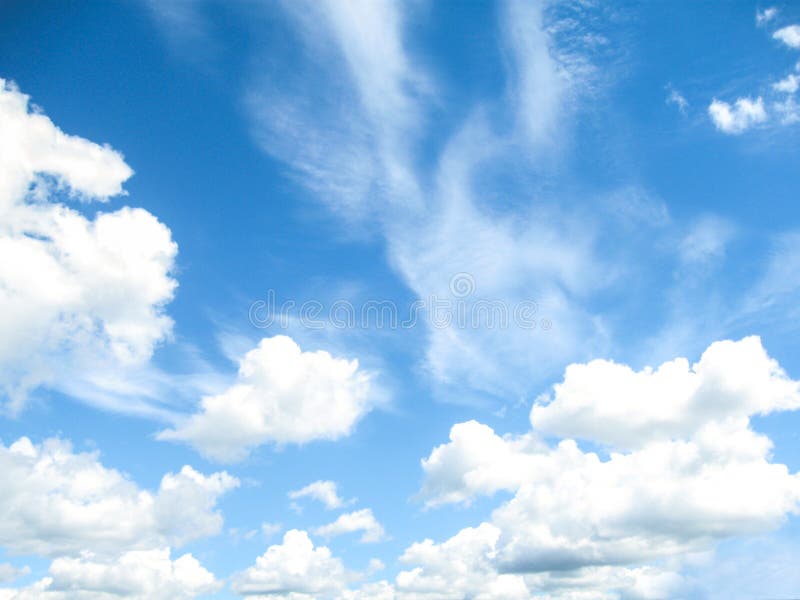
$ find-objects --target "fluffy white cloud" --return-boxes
[231,529,348,598]
[229,515,694,599]
[0,549,219,599]
[774,24,800,48]
[774,72,800,93]
[313,509,386,543]
[0,79,131,205]
[0,79,177,414]
[396,523,530,600]
[492,423,799,572]
[530,336,799,448]
[708,97,767,133]
[0,436,238,558]
[288,480,351,510]
[419,420,545,507]
[414,338,800,595]
[159,335,374,461]
[394,524,689,599]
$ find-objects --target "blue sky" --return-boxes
[1,1,800,598]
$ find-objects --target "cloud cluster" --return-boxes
[708,14,800,132]
[0,549,220,600]
[0,436,237,598]
[230,530,349,598]
[158,335,374,461]
[0,437,238,557]
[0,79,178,415]
[222,337,799,599]
[708,97,767,134]
[410,337,800,597]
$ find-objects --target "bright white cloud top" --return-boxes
[158,335,374,461]
[313,508,386,543]
[0,436,236,598]
[708,97,768,133]
[0,549,220,600]
[0,79,177,415]
[774,24,800,48]
[0,437,238,557]
[412,337,800,596]
[230,530,348,598]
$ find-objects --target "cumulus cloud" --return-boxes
[0,549,220,599]
[0,436,238,558]
[289,480,352,510]
[393,524,689,599]
[396,523,530,599]
[158,336,374,461]
[231,530,349,598]
[419,420,545,507]
[708,97,768,133]
[230,526,689,600]
[774,71,800,93]
[774,24,800,48]
[313,509,386,543]
[0,79,177,414]
[530,336,799,448]
[413,338,800,595]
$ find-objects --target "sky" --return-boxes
[1,0,800,598]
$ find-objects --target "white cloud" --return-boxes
[666,87,689,114]
[774,72,800,93]
[678,216,736,265]
[413,338,800,594]
[288,480,351,510]
[0,436,238,558]
[530,336,799,448]
[396,523,530,600]
[742,231,800,317]
[773,24,800,48]
[241,0,613,404]
[158,335,374,461]
[231,529,348,598]
[774,94,800,124]
[502,0,567,150]
[0,549,219,599]
[0,566,29,585]
[756,7,778,26]
[0,79,178,414]
[708,97,768,133]
[0,79,132,204]
[313,509,386,543]
[261,522,283,539]
[419,420,545,507]
[395,523,690,599]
